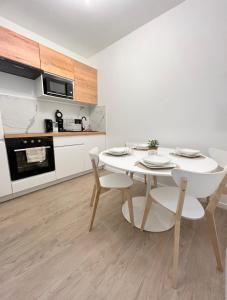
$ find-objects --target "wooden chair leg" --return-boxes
[90,184,96,207]
[153,176,157,188]
[144,175,147,184]
[121,189,125,204]
[89,188,101,232]
[205,211,223,271]
[140,195,153,231]
[172,219,181,289]
[125,189,134,227]
[223,186,227,194]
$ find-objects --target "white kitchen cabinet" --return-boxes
[12,171,56,194]
[54,136,84,148]
[54,135,106,179]
[0,141,12,197]
[84,135,106,170]
[55,144,85,179]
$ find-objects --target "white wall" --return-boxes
[90,0,227,153]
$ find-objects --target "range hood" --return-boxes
[0,56,42,80]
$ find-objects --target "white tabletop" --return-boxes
[99,147,218,177]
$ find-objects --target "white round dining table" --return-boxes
[99,147,218,232]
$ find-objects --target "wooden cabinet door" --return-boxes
[0,26,40,68]
[39,45,74,80]
[74,60,97,104]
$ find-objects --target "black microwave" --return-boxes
[42,73,74,99]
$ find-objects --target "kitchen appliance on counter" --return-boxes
[55,110,64,132]
[5,137,55,181]
[64,118,82,132]
[44,119,53,132]
[35,72,74,100]
[81,116,89,131]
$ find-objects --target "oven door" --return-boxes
[6,141,55,181]
[43,73,73,99]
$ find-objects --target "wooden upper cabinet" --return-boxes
[74,60,97,104]
[0,27,97,103]
[39,45,74,80]
[0,26,40,68]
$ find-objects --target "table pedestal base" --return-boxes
[122,196,175,232]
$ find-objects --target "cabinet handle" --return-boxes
[14,146,51,152]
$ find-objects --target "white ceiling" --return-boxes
[0,0,185,57]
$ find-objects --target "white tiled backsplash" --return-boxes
[0,93,106,133]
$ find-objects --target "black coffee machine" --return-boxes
[44,119,53,132]
[55,110,64,132]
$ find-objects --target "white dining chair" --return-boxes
[140,168,227,288]
[209,148,227,206]
[89,147,134,231]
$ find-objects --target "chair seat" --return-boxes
[100,173,133,189]
[150,187,205,220]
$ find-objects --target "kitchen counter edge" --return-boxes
[4,131,106,139]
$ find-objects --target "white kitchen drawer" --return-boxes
[0,141,12,197]
[55,144,85,179]
[54,136,84,147]
[12,171,56,193]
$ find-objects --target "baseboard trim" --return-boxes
[1,169,93,204]
[3,166,227,211]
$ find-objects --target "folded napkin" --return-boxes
[26,147,46,163]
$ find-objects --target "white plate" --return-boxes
[134,143,149,150]
[143,155,171,166]
[173,151,201,158]
[106,152,129,156]
[176,147,200,156]
[140,160,176,169]
[108,147,129,153]
[106,147,130,156]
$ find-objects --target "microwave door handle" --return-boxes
[14,146,51,152]
[46,91,66,97]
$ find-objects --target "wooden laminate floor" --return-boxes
[0,171,226,300]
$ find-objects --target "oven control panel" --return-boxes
[6,137,53,148]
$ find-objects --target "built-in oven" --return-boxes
[42,72,74,99]
[5,137,55,181]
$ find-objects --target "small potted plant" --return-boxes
[148,139,159,155]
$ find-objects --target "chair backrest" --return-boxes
[89,147,100,187]
[209,148,227,168]
[172,168,226,198]
[89,147,99,165]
